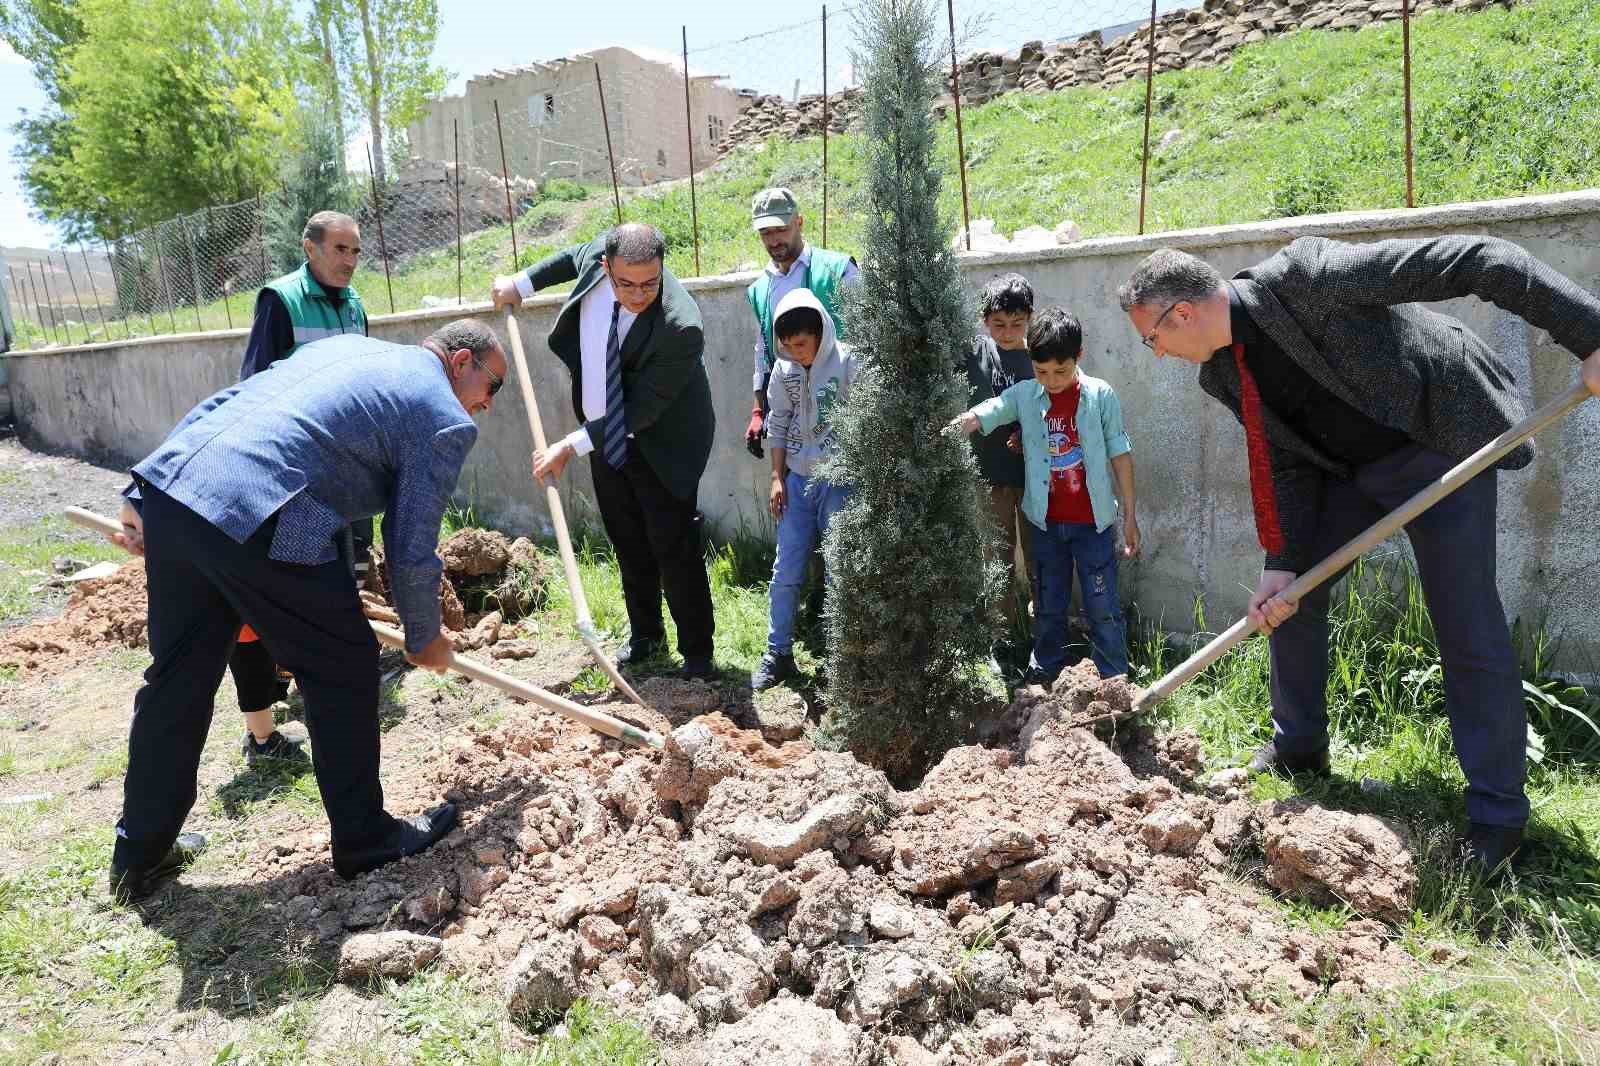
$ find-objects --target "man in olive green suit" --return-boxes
[491,224,717,678]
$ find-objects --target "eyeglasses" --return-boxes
[472,353,504,397]
[1140,302,1179,350]
[612,275,661,296]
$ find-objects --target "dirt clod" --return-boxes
[1261,799,1418,922]
[0,559,149,674]
[337,930,442,981]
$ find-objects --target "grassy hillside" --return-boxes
[9,0,1595,350]
[545,0,1598,282]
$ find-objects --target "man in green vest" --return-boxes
[744,188,860,458]
[232,210,370,769]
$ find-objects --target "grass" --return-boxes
[1125,554,1600,1060]
[11,0,1597,353]
[0,514,127,624]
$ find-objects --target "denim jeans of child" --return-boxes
[1029,519,1128,679]
[768,471,850,654]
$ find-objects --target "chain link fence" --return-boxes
[3,0,1541,350]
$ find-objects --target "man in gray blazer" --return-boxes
[104,320,507,902]
[1118,235,1600,874]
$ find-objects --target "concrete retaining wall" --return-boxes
[9,190,1600,668]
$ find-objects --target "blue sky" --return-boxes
[2,0,1166,249]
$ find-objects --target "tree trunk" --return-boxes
[356,0,385,185]
[315,1,345,151]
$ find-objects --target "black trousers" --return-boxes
[228,639,283,715]
[113,485,394,872]
[228,517,372,715]
[1268,445,1527,828]
[589,443,714,659]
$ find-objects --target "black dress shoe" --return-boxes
[616,639,662,666]
[109,832,207,904]
[1244,740,1331,777]
[680,656,716,680]
[333,803,458,880]
[1465,822,1524,879]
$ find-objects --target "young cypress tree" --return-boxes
[820,0,999,779]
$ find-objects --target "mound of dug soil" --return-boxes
[238,663,1418,1064]
[0,558,150,674]
[1,527,549,676]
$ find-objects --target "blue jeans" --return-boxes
[1030,520,1128,679]
[768,471,850,654]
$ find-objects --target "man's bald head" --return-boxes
[604,223,667,266]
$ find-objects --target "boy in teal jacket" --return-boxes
[950,308,1140,681]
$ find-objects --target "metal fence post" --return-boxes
[682,26,702,276]
[153,226,179,333]
[1402,0,1415,208]
[107,240,133,339]
[453,122,463,305]
[256,192,269,285]
[180,213,205,331]
[946,0,972,251]
[37,257,67,343]
[822,4,830,246]
[208,206,233,329]
[8,266,35,347]
[80,244,111,339]
[365,144,396,314]
[59,250,91,344]
[27,261,57,344]
[595,65,624,226]
[492,100,521,269]
[1138,0,1158,235]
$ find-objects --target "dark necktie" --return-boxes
[603,301,628,469]
[1232,342,1285,556]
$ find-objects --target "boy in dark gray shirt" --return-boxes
[965,273,1036,661]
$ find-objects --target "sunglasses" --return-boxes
[471,352,504,397]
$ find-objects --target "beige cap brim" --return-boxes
[752,214,793,231]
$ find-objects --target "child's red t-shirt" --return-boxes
[1045,383,1095,525]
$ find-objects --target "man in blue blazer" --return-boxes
[103,320,508,902]
[492,224,717,678]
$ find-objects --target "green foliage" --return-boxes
[333,0,449,184]
[9,0,304,239]
[540,178,588,203]
[264,108,364,275]
[819,0,999,779]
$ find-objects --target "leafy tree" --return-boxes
[820,0,999,779]
[264,108,364,274]
[6,0,305,239]
[333,0,449,184]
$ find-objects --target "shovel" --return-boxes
[501,308,650,711]
[62,506,664,749]
[1123,379,1592,721]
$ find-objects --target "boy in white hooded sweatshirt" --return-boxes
[753,288,858,690]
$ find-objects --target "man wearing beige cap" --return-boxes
[745,187,860,458]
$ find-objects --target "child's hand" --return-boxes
[1122,514,1142,558]
[769,474,788,520]
[1006,429,1022,453]
[945,411,980,437]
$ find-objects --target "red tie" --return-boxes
[1232,342,1285,556]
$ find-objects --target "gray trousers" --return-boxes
[1268,444,1528,828]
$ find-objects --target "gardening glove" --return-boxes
[745,406,766,459]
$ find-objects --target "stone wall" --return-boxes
[8,191,1599,671]
[717,0,1513,152]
